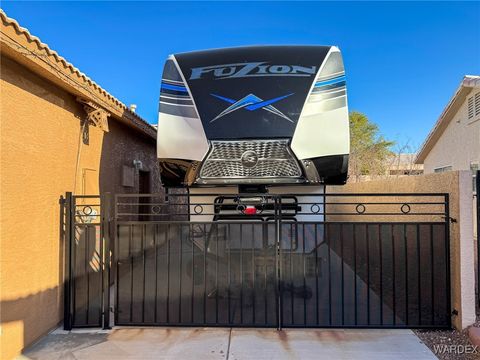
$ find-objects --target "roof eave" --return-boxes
[0,9,156,140]
[415,76,479,164]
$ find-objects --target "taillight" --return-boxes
[244,206,257,215]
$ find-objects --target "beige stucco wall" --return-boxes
[423,88,480,174]
[0,55,105,360]
[100,120,162,195]
[0,55,160,359]
[329,171,475,330]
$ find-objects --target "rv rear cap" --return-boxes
[157,45,350,187]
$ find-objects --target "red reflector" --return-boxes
[244,206,257,215]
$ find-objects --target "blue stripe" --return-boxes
[312,82,346,93]
[161,82,188,92]
[211,93,236,104]
[314,75,346,88]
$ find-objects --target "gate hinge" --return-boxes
[442,216,457,223]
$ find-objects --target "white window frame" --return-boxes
[471,162,479,194]
[433,165,453,173]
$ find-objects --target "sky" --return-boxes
[2,1,479,149]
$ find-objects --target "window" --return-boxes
[476,92,480,117]
[434,166,452,173]
[471,162,479,194]
[467,92,480,120]
[468,96,474,119]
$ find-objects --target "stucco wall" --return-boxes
[100,120,162,195]
[423,88,480,174]
[0,56,160,359]
[328,171,475,330]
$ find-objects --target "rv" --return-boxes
[157,46,349,221]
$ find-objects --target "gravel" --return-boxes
[414,324,480,359]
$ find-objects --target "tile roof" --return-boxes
[0,9,156,139]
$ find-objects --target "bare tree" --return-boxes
[386,139,423,178]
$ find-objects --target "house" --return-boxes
[0,10,161,359]
[349,153,423,182]
[386,153,423,177]
[415,75,479,185]
[415,75,479,298]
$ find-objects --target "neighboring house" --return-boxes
[0,10,161,360]
[386,153,424,177]
[415,75,480,187]
[349,153,423,182]
[415,75,479,284]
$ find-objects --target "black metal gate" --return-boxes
[63,191,452,329]
[61,194,108,328]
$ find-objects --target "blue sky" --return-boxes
[2,1,479,148]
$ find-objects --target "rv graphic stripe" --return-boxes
[314,75,346,88]
[159,57,200,119]
[160,96,194,106]
[308,90,346,103]
[316,71,345,82]
[162,78,184,85]
[306,58,347,111]
[161,82,188,92]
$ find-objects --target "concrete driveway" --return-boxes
[20,327,436,360]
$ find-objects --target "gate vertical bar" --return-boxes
[251,224,255,325]
[70,193,77,327]
[302,224,306,326]
[276,196,282,330]
[71,195,77,326]
[63,192,73,330]
[239,223,243,324]
[102,193,112,329]
[114,194,119,326]
[445,193,452,327]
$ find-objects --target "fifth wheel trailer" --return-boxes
[156,45,350,220]
[62,47,452,331]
